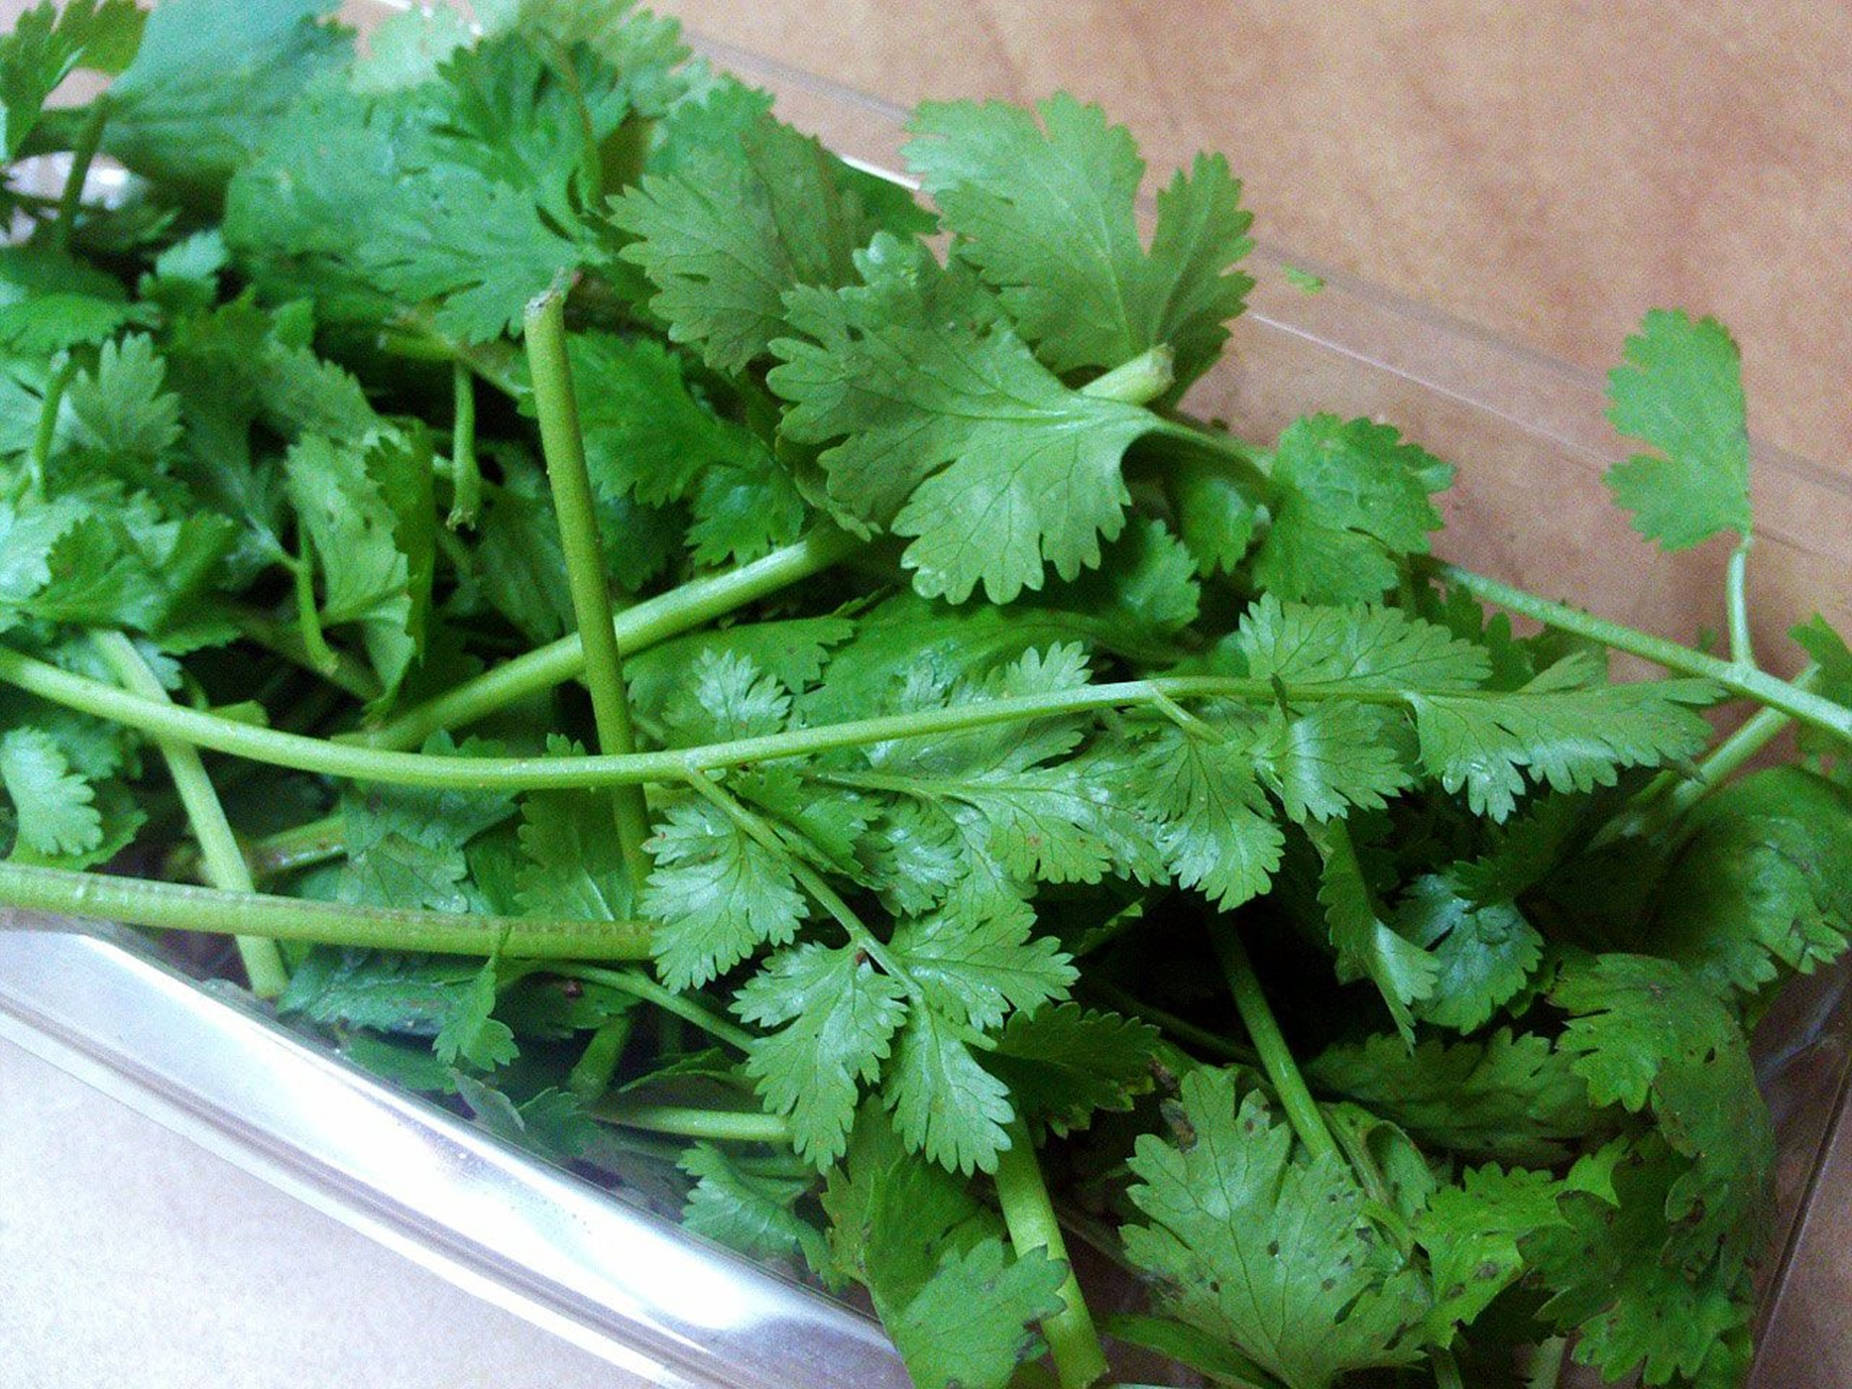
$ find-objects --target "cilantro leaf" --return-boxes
[1,724,101,857]
[642,796,808,991]
[1410,656,1718,821]
[1249,415,1451,604]
[883,1005,1016,1176]
[1307,1029,1602,1166]
[824,1112,1066,1389]
[1605,309,1751,551]
[104,0,351,200]
[679,1140,829,1276]
[1648,767,1852,996]
[734,942,907,1166]
[1307,819,1438,1040]
[514,774,635,924]
[888,899,1075,1033]
[611,106,870,373]
[770,250,1160,603]
[433,955,519,1070]
[59,335,182,477]
[981,1003,1161,1138]
[0,0,143,161]
[1415,1164,1566,1339]
[906,95,1253,389]
[1123,1069,1427,1389]
[1237,595,1489,693]
[1255,700,1414,824]
[1395,872,1544,1031]
[1552,954,1775,1278]
[1117,721,1284,910]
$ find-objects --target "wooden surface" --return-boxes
[659,0,1851,475]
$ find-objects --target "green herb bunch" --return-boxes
[4,3,1850,1387]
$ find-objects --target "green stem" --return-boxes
[552,964,758,1053]
[360,527,857,751]
[1079,344,1174,405]
[289,539,345,683]
[1084,980,1257,1065]
[524,288,652,893]
[0,863,653,959]
[48,96,107,252]
[229,603,381,701]
[1603,665,1821,845]
[161,811,344,883]
[1429,561,1852,743]
[447,360,481,529]
[594,1100,790,1144]
[567,1013,634,1104]
[91,632,289,999]
[1726,537,1755,666]
[27,358,77,497]
[994,1116,1109,1389]
[1208,919,1343,1167]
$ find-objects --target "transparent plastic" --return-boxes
[2,5,1848,1386]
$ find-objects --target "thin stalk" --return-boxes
[525,288,652,892]
[92,633,289,999]
[360,527,857,750]
[26,358,76,497]
[1082,980,1256,1066]
[1428,560,1852,743]
[552,964,758,1053]
[994,1116,1109,1389]
[1726,538,1755,666]
[595,1099,790,1144]
[289,539,344,682]
[229,603,381,701]
[1602,665,1821,846]
[1208,919,1343,1167]
[0,863,653,959]
[567,1013,634,1104]
[447,360,481,529]
[48,96,107,252]
[167,812,345,884]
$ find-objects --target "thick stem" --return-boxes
[1429,561,1852,744]
[595,1100,790,1144]
[0,863,653,958]
[1079,344,1174,405]
[553,964,758,1053]
[1208,919,1343,1167]
[1726,537,1755,667]
[994,1116,1109,1389]
[447,359,482,529]
[524,289,653,892]
[567,1013,634,1103]
[48,96,107,252]
[360,527,857,750]
[92,633,289,999]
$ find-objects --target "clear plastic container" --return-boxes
[4,5,1849,1385]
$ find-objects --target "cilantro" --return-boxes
[1,14,1840,1384]
[905,94,1254,390]
[1606,309,1751,551]
[1123,1068,1428,1389]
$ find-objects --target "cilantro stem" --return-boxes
[360,527,857,750]
[525,288,653,892]
[594,1099,790,1144]
[26,357,76,498]
[0,863,653,958]
[567,1013,634,1104]
[288,537,343,683]
[167,811,346,884]
[447,359,482,529]
[1083,980,1255,1066]
[1208,919,1343,1167]
[91,632,289,1000]
[993,1115,1109,1389]
[1725,537,1755,666]
[1429,561,1852,744]
[48,96,107,253]
[550,964,758,1053]
[228,603,381,701]
[1079,344,1174,405]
